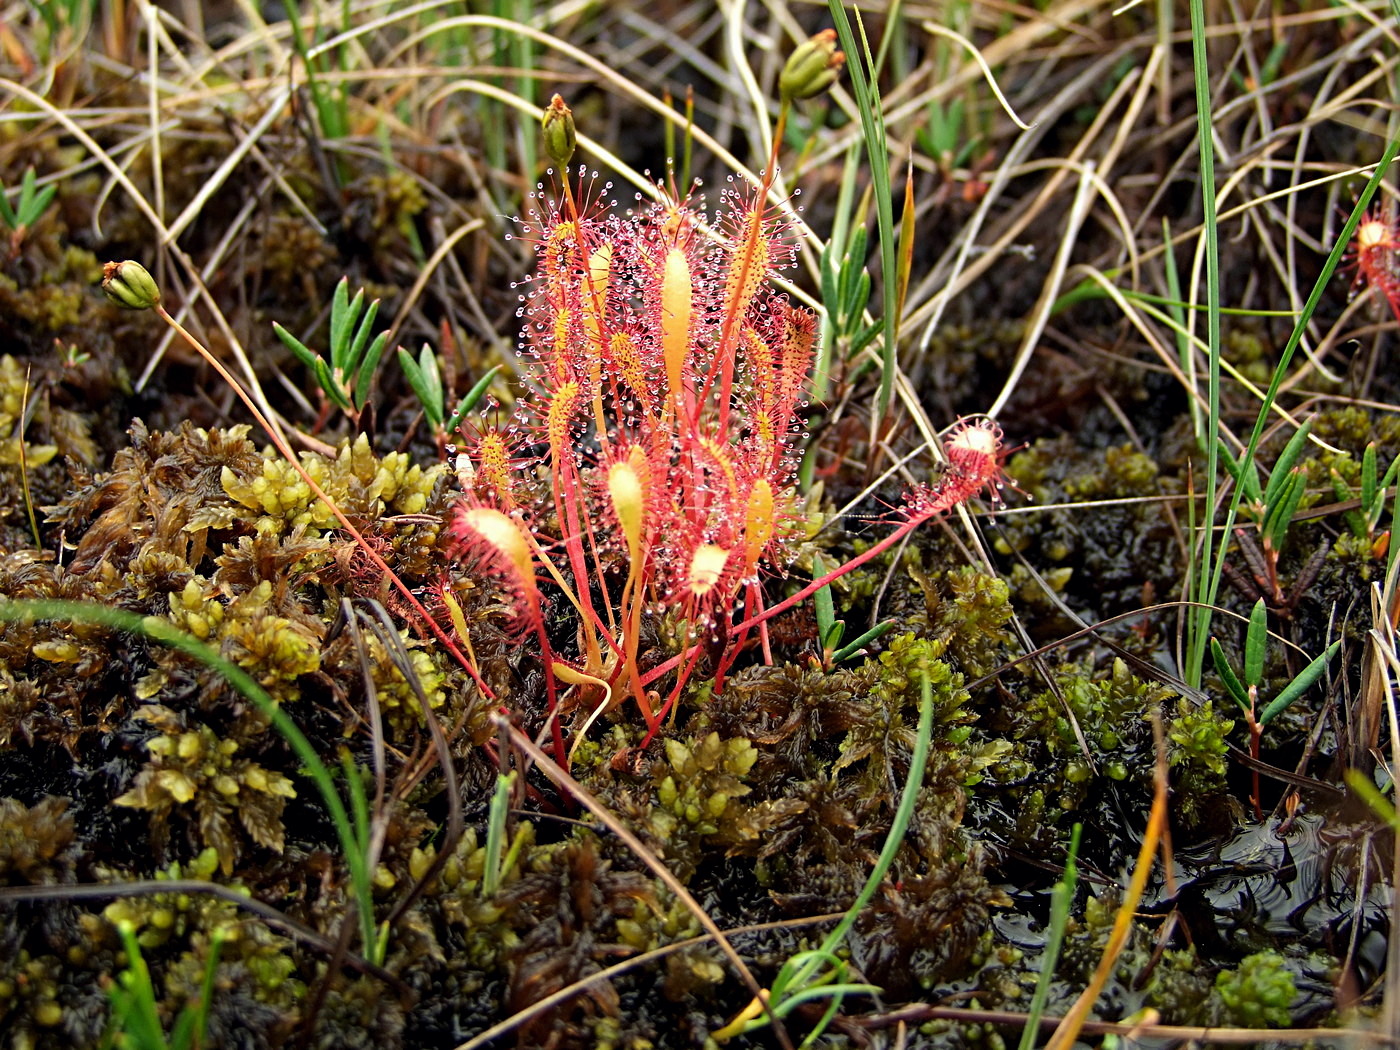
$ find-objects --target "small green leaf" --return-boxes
[812,553,836,643]
[1331,465,1368,538]
[1221,445,1262,507]
[1258,640,1339,726]
[0,179,16,229]
[353,332,389,409]
[1344,768,1400,832]
[1263,468,1306,553]
[831,620,895,663]
[1262,418,1313,508]
[396,347,436,427]
[848,270,871,324]
[313,357,350,410]
[21,183,55,227]
[1243,599,1268,688]
[344,296,382,376]
[272,322,321,373]
[417,345,444,422]
[1362,443,1378,514]
[328,278,354,365]
[820,243,840,312]
[447,364,504,432]
[850,319,882,356]
[1210,637,1250,711]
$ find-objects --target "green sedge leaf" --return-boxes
[1210,638,1250,711]
[1258,640,1340,726]
[0,188,15,229]
[1244,598,1268,688]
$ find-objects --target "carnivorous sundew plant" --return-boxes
[451,96,1011,765]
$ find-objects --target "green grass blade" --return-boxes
[1018,823,1081,1050]
[1190,130,1400,685]
[1184,0,1224,691]
[828,1,898,419]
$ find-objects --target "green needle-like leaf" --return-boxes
[345,296,382,375]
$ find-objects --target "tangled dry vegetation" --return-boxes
[1,0,1400,1047]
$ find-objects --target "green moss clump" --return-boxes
[220,432,444,535]
[327,626,448,738]
[0,354,58,468]
[1166,698,1236,826]
[113,706,297,874]
[101,848,304,1025]
[1211,950,1296,1027]
[148,577,322,705]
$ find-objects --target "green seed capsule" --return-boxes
[542,94,576,168]
[101,260,161,310]
[780,29,845,104]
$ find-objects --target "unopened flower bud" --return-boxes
[102,260,161,310]
[542,94,576,168]
[780,29,845,103]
